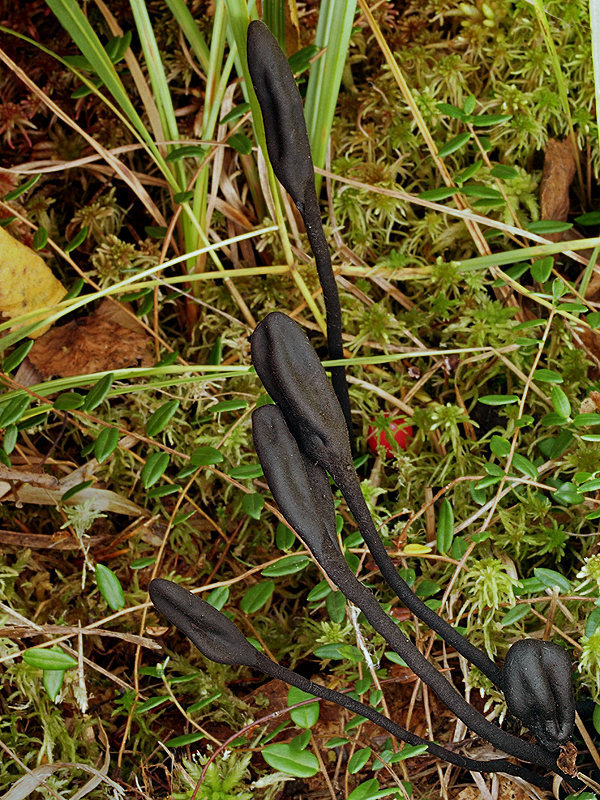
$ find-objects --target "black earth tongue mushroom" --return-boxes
[246,20,352,445]
[503,638,575,753]
[251,311,503,688]
[251,405,563,774]
[149,577,554,788]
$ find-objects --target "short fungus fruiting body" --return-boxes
[503,638,575,752]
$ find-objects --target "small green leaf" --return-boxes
[64,226,88,252]
[261,555,310,577]
[575,211,600,226]
[436,498,454,554]
[2,340,34,373]
[479,394,519,406]
[501,604,531,626]
[540,412,568,427]
[219,102,251,124]
[528,220,573,235]
[81,373,114,411]
[166,731,206,747]
[228,132,252,155]
[307,579,331,602]
[585,608,600,637]
[54,392,85,411]
[229,463,263,480]
[511,453,537,480]
[262,742,319,777]
[186,691,222,713]
[347,779,381,800]
[33,226,49,250]
[146,400,180,437]
[0,395,30,427]
[137,696,169,713]
[393,744,429,761]
[490,435,511,457]
[314,643,363,662]
[490,164,519,180]
[551,386,571,419]
[471,113,512,125]
[4,173,41,201]
[438,132,471,158]
[210,398,248,414]
[43,669,65,701]
[242,492,264,520]
[240,581,275,613]
[165,145,207,161]
[530,256,553,283]
[418,187,457,201]
[190,446,223,466]
[463,94,476,115]
[456,160,483,184]
[533,369,563,384]
[533,567,571,593]
[60,480,94,502]
[94,427,119,463]
[573,413,600,427]
[384,651,408,666]
[276,522,295,551]
[288,686,319,728]
[460,185,502,199]
[348,747,371,774]
[3,424,18,455]
[141,452,170,488]
[436,102,467,119]
[206,585,229,611]
[324,737,350,747]
[23,647,78,670]
[173,190,194,204]
[326,590,346,623]
[147,485,179,498]
[96,563,125,610]
[130,557,156,569]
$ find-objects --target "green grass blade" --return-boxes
[263,0,286,49]
[591,0,600,161]
[164,0,210,73]
[46,0,146,139]
[304,0,357,191]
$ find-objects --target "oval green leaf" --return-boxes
[262,743,319,777]
[141,452,170,488]
[23,648,78,670]
[240,580,275,613]
[146,400,180,437]
[94,427,119,463]
[96,563,125,610]
[261,555,310,577]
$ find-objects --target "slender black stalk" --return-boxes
[148,577,563,790]
[251,311,502,686]
[246,20,353,443]
[251,405,558,771]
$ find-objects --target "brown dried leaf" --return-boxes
[539,138,577,242]
[26,308,153,379]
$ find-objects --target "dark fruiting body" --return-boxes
[251,311,503,686]
[148,576,557,788]
[246,20,352,441]
[251,403,560,771]
[148,579,260,668]
[503,638,575,752]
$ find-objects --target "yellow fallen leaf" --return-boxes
[0,226,66,337]
[403,544,433,556]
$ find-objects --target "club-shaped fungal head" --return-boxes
[149,579,260,669]
[251,311,353,480]
[252,403,339,568]
[503,638,575,752]
[246,20,317,218]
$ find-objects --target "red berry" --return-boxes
[367,413,413,457]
